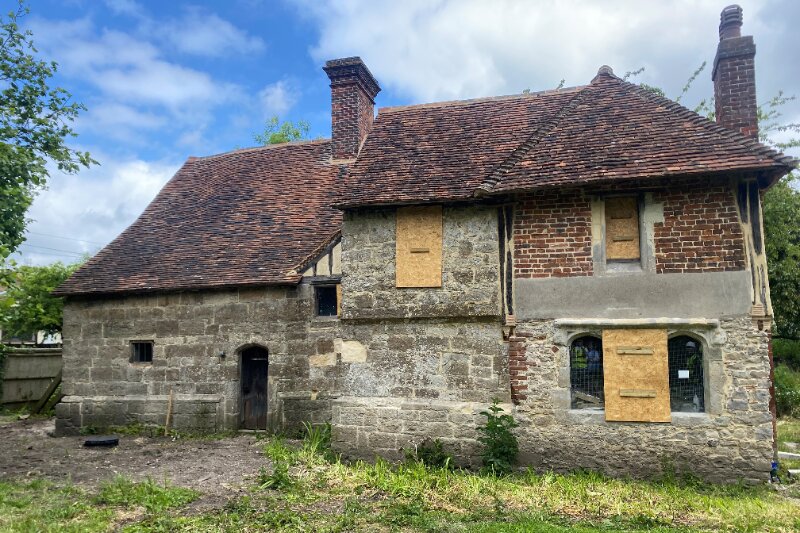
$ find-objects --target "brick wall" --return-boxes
[330,83,374,160]
[514,189,593,278]
[324,58,380,160]
[713,33,757,138]
[653,183,746,273]
[508,335,529,404]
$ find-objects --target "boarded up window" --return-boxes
[602,329,670,423]
[605,197,640,260]
[396,205,443,288]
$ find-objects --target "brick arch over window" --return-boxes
[570,335,604,409]
[668,335,705,413]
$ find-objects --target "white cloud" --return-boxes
[23,15,253,154]
[259,80,299,117]
[14,155,180,266]
[159,9,266,57]
[104,0,145,18]
[294,0,781,105]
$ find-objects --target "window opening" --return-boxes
[315,285,338,317]
[605,196,640,261]
[668,336,705,412]
[570,335,604,409]
[130,341,153,363]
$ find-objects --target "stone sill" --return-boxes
[311,316,340,324]
[565,409,713,426]
[555,318,720,329]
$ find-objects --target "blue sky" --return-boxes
[9,0,800,265]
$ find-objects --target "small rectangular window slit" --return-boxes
[616,346,653,355]
[130,341,153,363]
[409,247,430,253]
[619,389,657,398]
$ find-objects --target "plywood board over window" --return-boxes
[605,197,640,260]
[602,328,670,423]
[396,205,443,288]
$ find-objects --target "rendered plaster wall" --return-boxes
[56,284,344,435]
[510,317,773,483]
[515,270,753,320]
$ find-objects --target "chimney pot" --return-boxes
[719,4,743,40]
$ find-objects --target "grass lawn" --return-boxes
[2,428,800,532]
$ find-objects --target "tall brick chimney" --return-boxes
[712,5,758,138]
[323,57,381,161]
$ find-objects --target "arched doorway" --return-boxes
[240,346,268,430]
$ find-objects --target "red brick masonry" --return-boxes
[514,189,593,278]
[654,182,746,273]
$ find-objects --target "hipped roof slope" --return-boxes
[337,68,795,208]
[55,140,341,296]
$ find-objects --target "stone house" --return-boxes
[55,6,796,482]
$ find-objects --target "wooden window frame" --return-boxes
[313,283,340,318]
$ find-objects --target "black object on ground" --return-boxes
[84,436,119,447]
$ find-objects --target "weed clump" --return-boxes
[258,462,295,491]
[477,398,519,476]
[403,438,454,470]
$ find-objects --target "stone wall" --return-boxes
[510,317,773,483]
[331,397,489,468]
[341,205,501,319]
[57,284,343,435]
[331,205,510,462]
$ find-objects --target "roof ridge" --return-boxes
[379,86,585,114]
[475,85,594,194]
[615,77,797,169]
[190,138,330,162]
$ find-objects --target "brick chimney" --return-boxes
[323,57,381,161]
[712,5,758,138]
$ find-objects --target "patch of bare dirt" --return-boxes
[0,417,268,510]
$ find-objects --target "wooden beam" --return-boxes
[30,369,62,414]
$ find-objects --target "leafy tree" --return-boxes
[764,177,800,339]
[0,1,95,261]
[0,261,81,338]
[254,116,310,145]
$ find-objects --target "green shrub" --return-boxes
[403,438,454,469]
[773,338,800,370]
[775,364,800,417]
[476,399,519,476]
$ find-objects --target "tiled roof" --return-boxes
[334,89,581,208]
[338,69,795,208]
[55,141,341,296]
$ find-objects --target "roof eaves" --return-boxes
[620,77,793,170]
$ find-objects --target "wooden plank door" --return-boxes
[241,348,268,430]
